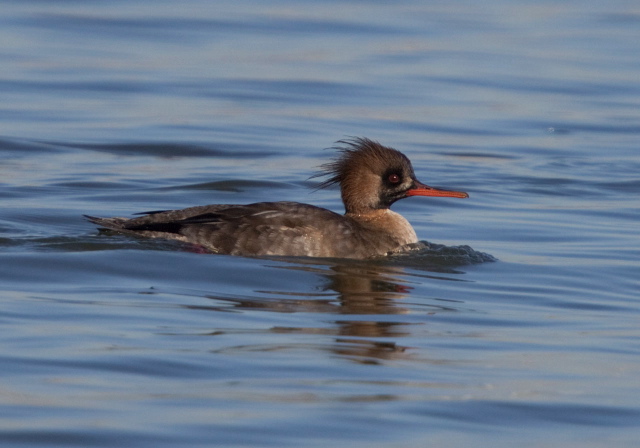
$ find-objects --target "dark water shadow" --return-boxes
[44,141,279,159]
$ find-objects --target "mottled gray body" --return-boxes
[86,201,418,259]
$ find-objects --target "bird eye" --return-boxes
[388,173,400,184]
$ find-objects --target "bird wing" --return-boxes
[87,202,352,257]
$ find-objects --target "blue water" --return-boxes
[1,1,639,447]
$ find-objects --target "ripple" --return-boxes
[50,142,276,158]
[388,242,497,270]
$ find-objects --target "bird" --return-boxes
[85,137,468,259]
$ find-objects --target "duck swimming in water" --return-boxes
[85,137,468,259]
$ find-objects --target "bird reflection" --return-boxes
[195,258,464,364]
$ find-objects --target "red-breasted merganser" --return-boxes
[86,137,468,259]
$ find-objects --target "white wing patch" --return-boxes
[250,210,284,219]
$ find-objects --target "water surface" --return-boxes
[1,1,639,447]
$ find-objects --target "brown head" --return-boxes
[314,137,468,214]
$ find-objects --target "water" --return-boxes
[1,1,639,447]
